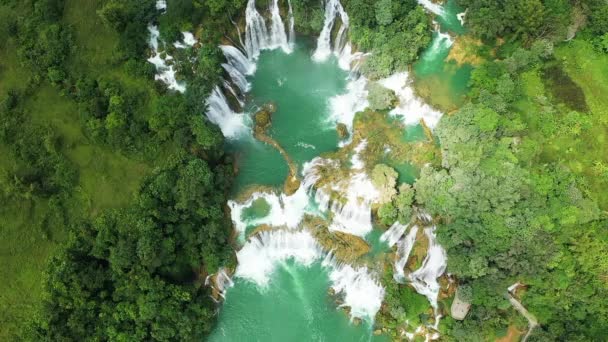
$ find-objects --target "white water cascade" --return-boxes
[313,0,350,62]
[394,225,419,282]
[235,230,384,321]
[220,45,256,94]
[205,87,249,139]
[269,0,291,52]
[244,0,292,59]
[417,0,445,17]
[409,226,447,309]
[380,222,408,248]
[378,72,443,128]
[147,25,186,93]
[287,0,296,47]
[328,76,369,139]
[228,187,311,241]
[245,0,270,59]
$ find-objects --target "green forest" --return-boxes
[0,0,607,341]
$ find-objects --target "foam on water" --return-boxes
[205,86,249,139]
[328,76,369,139]
[380,221,408,248]
[323,255,385,321]
[147,25,186,93]
[174,32,197,48]
[394,225,419,282]
[228,187,311,240]
[313,0,349,62]
[378,72,443,128]
[409,226,447,309]
[235,230,384,321]
[417,0,445,17]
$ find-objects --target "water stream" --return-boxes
[147,0,458,340]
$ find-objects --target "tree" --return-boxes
[375,0,393,26]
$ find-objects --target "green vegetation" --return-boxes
[345,0,432,78]
[410,4,608,337]
[0,0,237,339]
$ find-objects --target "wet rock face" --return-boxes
[306,217,371,262]
[336,123,349,139]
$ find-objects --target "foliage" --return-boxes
[415,40,608,339]
[456,0,573,42]
[27,155,232,341]
[367,82,397,111]
[0,0,235,339]
[291,0,325,35]
[378,184,414,225]
[345,0,432,78]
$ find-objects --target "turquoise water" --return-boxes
[214,42,389,341]
[414,0,472,110]
[230,41,347,193]
[209,262,387,342]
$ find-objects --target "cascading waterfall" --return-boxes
[409,226,447,309]
[417,0,445,17]
[220,45,256,94]
[174,32,197,48]
[328,76,369,139]
[235,229,384,321]
[245,0,270,59]
[228,187,311,241]
[244,0,292,59]
[380,222,408,249]
[156,0,167,11]
[457,9,467,25]
[287,0,296,47]
[211,268,235,299]
[313,0,349,62]
[205,87,249,139]
[394,225,419,282]
[301,150,380,238]
[269,0,291,52]
[378,72,443,128]
[147,25,186,93]
[323,254,385,322]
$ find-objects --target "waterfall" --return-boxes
[380,222,408,248]
[323,255,385,322]
[174,32,197,48]
[457,9,468,25]
[313,0,349,62]
[156,0,166,11]
[328,75,369,140]
[234,229,384,322]
[350,140,367,170]
[222,62,251,94]
[301,156,379,237]
[417,0,445,17]
[378,72,443,128]
[244,0,293,59]
[223,80,244,107]
[409,226,447,309]
[213,268,235,299]
[235,230,323,286]
[205,86,249,139]
[221,45,256,76]
[269,0,291,52]
[394,225,419,283]
[245,0,270,59]
[228,187,311,241]
[287,0,296,47]
[147,25,186,93]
